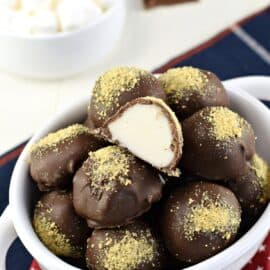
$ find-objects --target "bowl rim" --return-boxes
[0,0,124,41]
[9,85,270,270]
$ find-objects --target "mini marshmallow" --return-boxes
[98,0,114,8]
[11,9,58,35]
[57,0,102,32]
[0,6,16,32]
[20,0,54,12]
[30,9,58,35]
[0,0,19,9]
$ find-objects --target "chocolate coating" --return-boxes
[100,96,183,176]
[145,0,196,8]
[228,154,270,218]
[73,146,164,228]
[33,190,90,259]
[87,67,166,128]
[161,181,241,263]
[159,67,229,121]
[181,107,255,180]
[30,124,105,191]
[86,221,166,270]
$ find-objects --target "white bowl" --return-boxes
[0,0,125,79]
[2,81,270,270]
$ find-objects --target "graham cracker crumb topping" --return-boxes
[100,229,156,270]
[251,154,270,203]
[159,67,208,102]
[33,202,81,258]
[30,124,91,154]
[206,107,246,140]
[93,67,147,119]
[183,191,240,241]
[85,146,134,191]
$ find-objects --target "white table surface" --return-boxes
[0,0,269,155]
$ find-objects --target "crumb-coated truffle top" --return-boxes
[87,224,162,270]
[99,230,154,270]
[205,107,246,141]
[34,203,81,258]
[181,191,241,241]
[159,67,209,101]
[251,154,270,203]
[33,193,85,258]
[83,145,135,192]
[92,67,148,120]
[30,124,92,155]
[161,182,241,263]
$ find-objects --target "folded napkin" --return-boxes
[1,6,269,270]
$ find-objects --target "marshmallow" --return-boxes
[57,0,102,32]
[0,6,16,32]
[30,9,58,35]
[0,0,105,35]
[0,0,19,9]
[11,9,58,35]
[20,0,54,12]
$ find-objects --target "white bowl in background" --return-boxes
[0,78,269,270]
[0,0,125,79]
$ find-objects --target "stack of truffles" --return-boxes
[30,66,270,269]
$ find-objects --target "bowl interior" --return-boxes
[10,87,270,270]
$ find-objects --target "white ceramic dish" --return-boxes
[0,0,125,79]
[0,77,269,270]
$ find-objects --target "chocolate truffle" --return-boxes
[86,67,166,128]
[182,106,255,180]
[228,154,270,217]
[159,67,229,120]
[86,221,165,270]
[30,124,104,191]
[73,145,164,228]
[100,97,183,176]
[33,190,90,259]
[161,182,241,263]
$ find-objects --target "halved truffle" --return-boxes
[30,124,105,191]
[86,67,166,128]
[161,181,241,263]
[100,97,183,176]
[181,106,255,180]
[73,145,164,228]
[86,221,166,270]
[33,190,90,259]
[159,67,229,120]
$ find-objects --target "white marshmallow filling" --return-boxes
[107,103,176,169]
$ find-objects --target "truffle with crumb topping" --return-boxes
[100,97,183,177]
[228,154,270,218]
[33,190,90,259]
[161,181,241,263]
[86,67,166,128]
[73,145,164,228]
[159,67,229,120]
[181,106,255,180]
[30,124,105,191]
[85,221,166,270]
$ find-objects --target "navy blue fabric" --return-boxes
[0,158,18,215]
[176,33,270,80]
[174,9,270,80]
[243,10,270,52]
[6,238,32,270]
[0,9,269,270]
